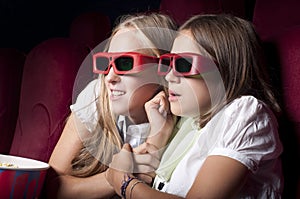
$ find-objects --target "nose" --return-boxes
[105,66,121,84]
[165,69,179,83]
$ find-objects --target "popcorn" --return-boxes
[0,162,18,168]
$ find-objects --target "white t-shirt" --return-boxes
[153,96,283,199]
[70,79,150,148]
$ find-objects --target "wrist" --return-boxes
[121,176,145,199]
[119,174,138,198]
[127,179,145,199]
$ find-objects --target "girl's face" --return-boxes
[105,28,160,123]
[166,31,211,118]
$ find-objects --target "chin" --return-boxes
[170,107,182,117]
[111,108,128,116]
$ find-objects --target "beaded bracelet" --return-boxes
[129,180,145,199]
[120,174,136,199]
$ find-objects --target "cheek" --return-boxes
[194,82,211,114]
[171,79,211,117]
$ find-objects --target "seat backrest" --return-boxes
[9,38,89,162]
[253,0,300,41]
[69,11,111,49]
[159,0,248,25]
[273,26,300,199]
[0,48,25,154]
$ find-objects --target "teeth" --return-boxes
[112,90,125,96]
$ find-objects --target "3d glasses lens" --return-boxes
[159,58,171,73]
[175,57,193,73]
[95,57,109,71]
[115,56,134,71]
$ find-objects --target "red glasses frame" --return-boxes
[93,52,159,75]
[158,53,216,76]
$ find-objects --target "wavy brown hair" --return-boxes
[71,12,177,177]
[179,14,281,128]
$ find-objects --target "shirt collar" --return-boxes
[117,115,150,148]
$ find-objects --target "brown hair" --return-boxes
[179,14,280,127]
[71,12,177,177]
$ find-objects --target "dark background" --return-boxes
[0,0,161,52]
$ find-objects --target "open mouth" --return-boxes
[111,89,126,97]
[168,90,181,102]
[169,90,180,97]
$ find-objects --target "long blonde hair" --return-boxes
[179,14,281,128]
[71,13,177,177]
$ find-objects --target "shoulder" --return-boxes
[207,96,282,170]
[224,95,275,124]
[70,79,101,132]
[71,79,100,110]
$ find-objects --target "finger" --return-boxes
[109,145,134,172]
[122,143,133,152]
[133,142,158,154]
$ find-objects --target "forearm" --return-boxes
[122,178,183,199]
[46,171,115,199]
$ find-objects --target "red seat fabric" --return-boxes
[9,38,89,162]
[0,48,25,154]
[276,27,300,123]
[253,0,300,42]
[69,11,111,49]
[159,0,247,25]
[274,26,300,199]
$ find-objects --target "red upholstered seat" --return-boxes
[69,11,111,49]
[253,0,300,42]
[9,38,89,162]
[274,26,300,199]
[0,48,25,154]
[159,0,248,25]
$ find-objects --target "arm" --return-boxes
[132,91,176,183]
[143,91,176,151]
[186,155,249,199]
[45,112,115,199]
[128,155,248,199]
[106,144,183,199]
[107,146,249,199]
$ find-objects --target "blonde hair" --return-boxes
[179,14,281,128]
[71,12,177,177]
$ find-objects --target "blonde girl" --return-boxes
[46,13,177,198]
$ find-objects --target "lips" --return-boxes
[169,89,180,97]
[168,89,180,102]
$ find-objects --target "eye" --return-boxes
[175,57,192,72]
[115,57,134,71]
[95,57,110,71]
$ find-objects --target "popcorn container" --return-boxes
[0,154,49,199]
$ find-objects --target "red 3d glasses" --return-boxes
[93,52,159,75]
[158,53,216,76]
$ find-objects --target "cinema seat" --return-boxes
[159,0,248,25]
[9,38,89,162]
[0,48,25,154]
[69,11,111,49]
[253,0,300,42]
[273,26,300,199]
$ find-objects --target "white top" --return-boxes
[70,79,150,148]
[153,96,283,199]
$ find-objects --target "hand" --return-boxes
[106,144,134,195]
[144,91,176,150]
[133,142,161,184]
